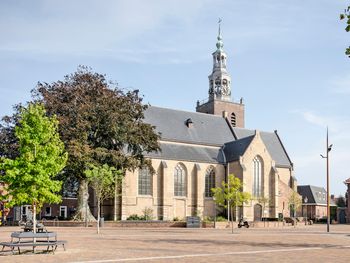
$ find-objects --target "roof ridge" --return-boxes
[148,105,226,119]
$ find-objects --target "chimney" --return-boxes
[185,118,193,128]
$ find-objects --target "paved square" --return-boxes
[1,224,350,262]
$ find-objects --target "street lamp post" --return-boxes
[320,127,332,233]
[304,197,308,225]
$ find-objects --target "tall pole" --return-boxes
[326,128,330,233]
[321,127,332,233]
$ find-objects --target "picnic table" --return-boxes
[0,231,66,254]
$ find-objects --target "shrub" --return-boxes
[173,217,179,221]
[127,214,142,220]
[216,216,227,222]
[142,207,154,221]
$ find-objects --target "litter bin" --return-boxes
[99,217,104,227]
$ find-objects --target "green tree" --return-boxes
[32,66,160,221]
[340,6,350,57]
[0,104,22,159]
[288,190,301,218]
[0,103,67,233]
[85,164,122,234]
[212,174,251,233]
[336,195,346,207]
[256,196,270,222]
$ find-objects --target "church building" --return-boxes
[117,25,297,222]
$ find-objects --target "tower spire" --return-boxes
[209,19,231,101]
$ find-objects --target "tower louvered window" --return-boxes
[231,112,236,127]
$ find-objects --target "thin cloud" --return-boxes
[330,74,350,94]
[291,110,350,195]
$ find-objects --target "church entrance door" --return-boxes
[254,204,262,221]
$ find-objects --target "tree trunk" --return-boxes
[114,179,118,221]
[33,203,36,252]
[114,173,122,221]
[73,179,96,222]
[231,206,234,234]
[227,201,230,224]
[97,199,100,234]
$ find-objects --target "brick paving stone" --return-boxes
[0,224,349,263]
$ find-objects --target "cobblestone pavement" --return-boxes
[0,224,350,263]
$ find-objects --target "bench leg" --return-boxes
[62,244,66,251]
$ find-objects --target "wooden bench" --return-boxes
[0,231,66,254]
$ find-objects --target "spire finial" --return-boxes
[216,18,223,51]
[218,18,222,37]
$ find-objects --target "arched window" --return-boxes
[205,167,215,197]
[174,164,186,196]
[252,156,263,197]
[231,112,236,127]
[138,167,152,195]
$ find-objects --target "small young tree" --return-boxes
[85,164,122,234]
[288,190,302,218]
[0,103,67,234]
[212,174,251,233]
[256,196,270,224]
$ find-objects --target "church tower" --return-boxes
[196,20,245,128]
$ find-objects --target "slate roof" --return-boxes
[232,127,292,168]
[223,135,255,162]
[145,142,225,164]
[144,106,235,146]
[143,106,292,168]
[297,185,336,206]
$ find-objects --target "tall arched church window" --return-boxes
[174,164,186,196]
[205,167,215,197]
[252,156,263,197]
[231,112,236,127]
[138,167,152,195]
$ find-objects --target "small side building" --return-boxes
[297,185,336,221]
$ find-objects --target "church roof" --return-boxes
[297,185,336,206]
[232,127,292,168]
[144,106,235,146]
[143,106,292,168]
[223,135,255,162]
[145,142,225,164]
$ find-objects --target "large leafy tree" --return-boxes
[0,103,67,232]
[32,66,160,221]
[340,5,350,57]
[0,105,22,159]
[212,174,251,233]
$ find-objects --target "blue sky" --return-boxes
[1,0,349,196]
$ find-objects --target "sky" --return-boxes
[0,0,349,196]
